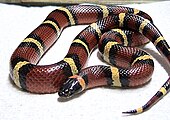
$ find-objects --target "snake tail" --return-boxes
[122,77,170,114]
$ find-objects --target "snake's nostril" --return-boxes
[58,91,64,97]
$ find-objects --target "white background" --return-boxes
[0,1,170,120]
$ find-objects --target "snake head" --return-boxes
[58,75,86,98]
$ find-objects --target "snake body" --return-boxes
[58,28,154,96]
[10,5,170,114]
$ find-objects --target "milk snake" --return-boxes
[10,5,170,114]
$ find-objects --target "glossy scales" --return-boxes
[9,5,170,115]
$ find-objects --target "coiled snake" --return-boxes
[10,5,170,114]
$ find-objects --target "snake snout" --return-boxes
[58,76,82,98]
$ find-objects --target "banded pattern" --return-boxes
[11,5,152,93]
[10,5,170,114]
[58,9,170,114]
[58,29,154,97]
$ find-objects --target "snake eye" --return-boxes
[58,76,82,98]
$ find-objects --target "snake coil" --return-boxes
[10,5,170,114]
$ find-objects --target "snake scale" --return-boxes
[10,5,170,114]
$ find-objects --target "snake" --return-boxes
[9,5,170,114]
